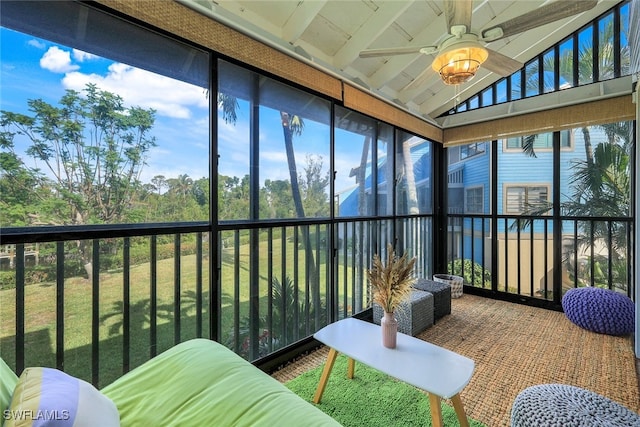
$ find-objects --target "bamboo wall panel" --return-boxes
[96,0,342,101]
[443,95,635,145]
[343,84,443,143]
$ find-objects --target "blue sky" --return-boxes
[1,27,209,186]
[1,27,368,194]
[3,25,425,200]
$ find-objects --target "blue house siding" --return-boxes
[449,129,614,269]
[448,145,490,267]
[339,142,431,216]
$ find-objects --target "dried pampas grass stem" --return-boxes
[367,244,416,313]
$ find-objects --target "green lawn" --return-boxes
[0,235,360,387]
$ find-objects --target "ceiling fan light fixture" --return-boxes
[432,41,489,85]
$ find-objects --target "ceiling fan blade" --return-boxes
[444,0,472,33]
[359,45,437,58]
[481,49,523,76]
[481,0,598,41]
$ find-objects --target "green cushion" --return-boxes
[1,357,18,416]
[102,339,341,427]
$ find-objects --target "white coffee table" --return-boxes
[313,317,475,427]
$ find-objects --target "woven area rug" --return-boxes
[272,294,640,427]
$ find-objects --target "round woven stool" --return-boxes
[511,384,640,427]
[561,287,634,336]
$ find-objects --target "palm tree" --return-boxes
[353,135,371,312]
[513,20,631,290]
[521,16,628,162]
[280,112,306,218]
[167,174,193,199]
[278,112,319,311]
[217,89,321,350]
[401,136,420,215]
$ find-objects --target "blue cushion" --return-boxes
[562,287,634,336]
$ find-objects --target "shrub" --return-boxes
[0,266,57,289]
[448,259,491,288]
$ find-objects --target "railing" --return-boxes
[2,212,632,387]
[446,214,634,306]
[0,216,433,387]
[217,216,433,360]
[1,223,211,388]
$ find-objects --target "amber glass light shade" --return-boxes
[432,42,489,85]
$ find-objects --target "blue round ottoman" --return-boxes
[562,287,634,336]
[511,384,640,427]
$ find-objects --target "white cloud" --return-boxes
[28,39,46,50]
[16,42,215,184]
[61,63,208,119]
[40,46,79,73]
[72,49,98,62]
[260,150,288,163]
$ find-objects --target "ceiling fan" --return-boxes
[359,0,598,85]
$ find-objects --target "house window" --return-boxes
[505,185,550,214]
[448,142,487,164]
[465,186,483,214]
[505,130,573,151]
[461,142,485,159]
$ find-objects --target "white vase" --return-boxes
[381,311,398,349]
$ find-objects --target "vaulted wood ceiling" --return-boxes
[181,0,623,123]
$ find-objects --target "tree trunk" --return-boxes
[280,112,318,306]
[357,136,371,216]
[402,139,419,215]
[354,136,371,312]
[582,127,594,167]
[281,112,306,219]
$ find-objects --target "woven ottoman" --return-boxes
[373,289,434,336]
[413,278,451,321]
[562,287,635,336]
[511,384,640,427]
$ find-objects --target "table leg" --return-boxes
[313,348,338,404]
[347,357,355,379]
[429,393,443,427]
[451,393,470,427]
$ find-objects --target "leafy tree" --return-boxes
[299,154,330,217]
[261,179,294,218]
[0,83,157,226]
[1,83,157,276]
[191,177,209,207]
[217,90,325,359]
[151,175,168,195]
[227,276,327,359]
[515,122,632,291]
[218,93,319,281]
[167,174,194,201]
[218,174,250,220]
[0,147,53,226]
